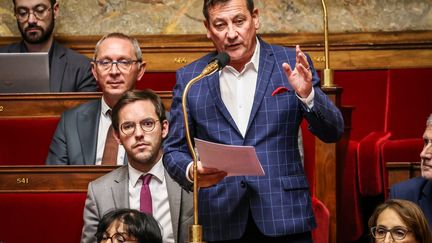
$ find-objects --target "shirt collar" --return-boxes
[101,97,111,118]
[128,156,165,188]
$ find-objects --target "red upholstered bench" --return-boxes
[0,193,87,243]
[0,117,59,165]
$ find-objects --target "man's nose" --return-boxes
[226,24,238,40]
[134,124,145,137]
[27,12,38,24]
[108,63,121,75]
[421,142,432,158]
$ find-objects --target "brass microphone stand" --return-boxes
[182,61,219,243]
[321,0,334,87]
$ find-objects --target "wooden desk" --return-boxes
[0,91,173,118]
[386,162,421,189]
[0,165,117,192]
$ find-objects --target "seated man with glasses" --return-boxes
[0,0,97,92]
[81,90,193,243]
[368,199,432,243]
[46,32,145,165]
[96,208,162,243]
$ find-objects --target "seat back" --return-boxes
[334,70,389,140]
[385,68,432,139]
[0,193,87,243]
[0,117,59,165]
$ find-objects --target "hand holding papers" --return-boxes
[194,138,265,176]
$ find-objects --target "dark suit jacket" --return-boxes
[46,100,101,165]
[163,39,344,241]
[390,176,432,226]
[0,41,97,92]
[81,165,193,243]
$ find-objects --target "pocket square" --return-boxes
[272,86,289,96]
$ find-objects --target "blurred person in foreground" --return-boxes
[368,199,432,243]
[96,208,162,243]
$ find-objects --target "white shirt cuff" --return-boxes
[185,161,194,183]
[296,88,315,110]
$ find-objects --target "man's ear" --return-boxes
[204,20,212,39]
[136,61,146,81]
[113,130,122,145]
[161,120,169,139]
[53,2,60,19]
[252,8,260,30]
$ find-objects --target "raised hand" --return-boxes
[282,45,313,98]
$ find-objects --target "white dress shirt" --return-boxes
[220,40,260,137]
[95,98,125,165]
[128,158,174,243]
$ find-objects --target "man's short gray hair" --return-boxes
[427,114,432,126]
[93,33,142,62]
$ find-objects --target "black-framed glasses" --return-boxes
[370,226,411,241]
[101,232,137,243]
[120,118,160,136]
[94,59,141,72]
[15,5,52,23]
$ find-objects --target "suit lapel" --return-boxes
[50,42,66,92]
[207,70,242,135]
[111,166,129,208]
[165,169,181,243]
[245,40,275,135]
[77,100,100,164]
[419,179,432,222]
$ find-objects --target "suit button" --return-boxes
[240,181,246,188]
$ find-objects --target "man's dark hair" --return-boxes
[13,0,57,7]
[95,208,162,243]
[111,90,167,134]
[203,0,254,20]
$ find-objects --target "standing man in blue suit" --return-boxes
[390,114,432,226]
[0,0,97,92]
[163,0,344,242]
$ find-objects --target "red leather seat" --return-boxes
[0,117,59,165]
[0,193,86,243]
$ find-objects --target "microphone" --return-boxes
[200,52,230,76]
[180,51,229,243]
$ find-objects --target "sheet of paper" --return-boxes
[194,138,265,176]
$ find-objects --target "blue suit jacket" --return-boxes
[390,177,432,226]
[163,39,344,241]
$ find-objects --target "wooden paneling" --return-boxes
[1,31,431,71]
[0,166,117,193]
[0,91,173,117]
[386,162,421,189]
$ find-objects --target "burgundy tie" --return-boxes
[140,174,153,214]
[102,110,118,165]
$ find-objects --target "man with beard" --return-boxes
[0,0,96,92]
[390,114,432,226]
[81,90,193,243]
